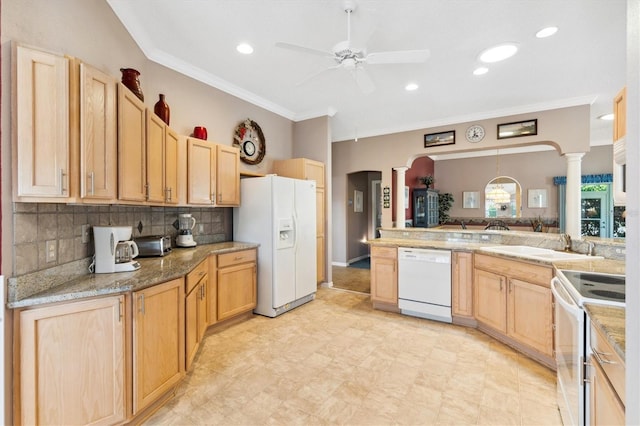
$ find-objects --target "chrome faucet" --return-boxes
[587,241,596,256]
[560,233,571,251]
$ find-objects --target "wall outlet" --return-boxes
[462,233,472,240]
[480,234,490,241]
[81,224,90,243]
[198,224,204,233]
[45,240,57,263]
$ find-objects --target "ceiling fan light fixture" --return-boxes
[236,43,254,54]
[473,66,489,76]
[479,44,518,63]
[536,26,558,38]
[405,83,419,91]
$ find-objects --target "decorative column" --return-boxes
[393,167,408,228]
[564,153,584,239]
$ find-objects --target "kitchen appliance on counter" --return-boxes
[398,248,452,323]
[552,269,625,426]
[176,213,197,247]
[92,226,141,273]
[233,175,316,317]
[135,235,172,257]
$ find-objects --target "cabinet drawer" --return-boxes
[186,258,208,293]
[371,246,397,260]
[590,322,625,403]
[474,253,552,287]
[218,249,256,268]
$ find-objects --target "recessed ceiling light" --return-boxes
[405,83,419,91]
[236,43,254,54]
[479,44,518,63]
[598,113,615,121]
[536,26,558,38]
[473,67,489,76]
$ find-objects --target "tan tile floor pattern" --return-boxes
[145,288,562,425]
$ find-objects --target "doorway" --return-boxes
[581,184,612,238]
[371,180,381,238]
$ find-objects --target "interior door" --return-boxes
[581,190,610,237]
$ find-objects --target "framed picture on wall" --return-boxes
[463,191,479,209]
[528,189,548,208]
[354,190,364,212]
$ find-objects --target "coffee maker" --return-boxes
[93,226,141,273]
[176,213,197,247]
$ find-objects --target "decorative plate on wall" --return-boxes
[233,118,266,165]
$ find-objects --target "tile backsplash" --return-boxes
[13,203,233,276]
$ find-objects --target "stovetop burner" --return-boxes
[558,270,626,306]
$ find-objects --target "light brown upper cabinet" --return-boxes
[272,158,326,283]
[187,138,240,206]
[117,83,147,202]
[165,127,179,204]
[145,112,166,204]
[613,87,626,142]
[12,44,73,201]
[76,62,118,203]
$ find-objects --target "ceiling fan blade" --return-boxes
[275,42,335,59]
[366,49,431,64]
[350,67,375,94]
[296,65,341,86]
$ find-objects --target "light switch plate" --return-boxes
[45,240,57,263]
[81,224,90,243]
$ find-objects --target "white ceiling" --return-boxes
[107,0,626,145]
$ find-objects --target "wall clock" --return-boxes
[465,124,485,143]
[233,118,266,165]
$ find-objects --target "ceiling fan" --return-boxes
[275,0,430,94]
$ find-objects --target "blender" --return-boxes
[176,213,197,247]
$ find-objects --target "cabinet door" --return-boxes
[613,87,626,142]
[146,111,166,203]
[304,159,325,188]
[19,296,126,426]
[473,269,507,333]
[118,83,147,201]
[507,278,553,356]
[590,355,625,425]
[187,138,215,205]
[79,63,117,202]
[216,144,240,205]
[185,284,199,371]
[217,262,257,321]
[13,44,70,200]
[133,278,185,414]
[452,251,473,318]
[371,247,397,304]
[207,255,218,325]
[412,189,427,227]
[165,127,179,204]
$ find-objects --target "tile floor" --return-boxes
[145,288,562,425]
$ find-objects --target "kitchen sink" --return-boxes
[481,245,603,262]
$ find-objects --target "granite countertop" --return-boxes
[8,241,258,309]
[368,237,486,251]
[585,303,626,362]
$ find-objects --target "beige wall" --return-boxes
[435,145,613,219]
[332,105,597,263]
[0,0,298,276]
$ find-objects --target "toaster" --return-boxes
[135,235,172,257]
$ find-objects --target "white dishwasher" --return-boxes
[398,248,452,323]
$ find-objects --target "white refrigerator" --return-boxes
[233,176,317,317]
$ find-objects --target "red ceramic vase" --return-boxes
[193,126,207,140]
[154,94,170,125]
[120,68,144,102]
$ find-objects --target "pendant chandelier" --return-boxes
[488,149,511,204]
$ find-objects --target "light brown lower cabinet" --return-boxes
[590,356,625,425]
[132,278,185,415]
[185,259,209,370]
[452,251,474,323]
[217,249,257,321]
[473,253,553,366]
[370,246,398,306]
[17,295,126,426]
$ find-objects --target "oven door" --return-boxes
[551,277,585,426]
